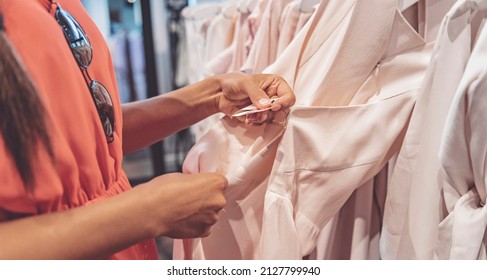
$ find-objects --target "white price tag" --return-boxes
[232,98,280,117]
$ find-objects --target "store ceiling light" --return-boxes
[127,0,136,3]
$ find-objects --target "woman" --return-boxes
[0,0,295,259]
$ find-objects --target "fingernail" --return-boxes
[259,98,270,106]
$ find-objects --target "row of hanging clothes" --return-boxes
[173,0,487,260]
[175,0,319,139]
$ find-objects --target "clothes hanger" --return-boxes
[299,0,321,13]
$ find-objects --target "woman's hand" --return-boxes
[142,172,227,239]
[0,171,227,259]
[215,72,296,125]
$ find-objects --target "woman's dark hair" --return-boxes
[0,13,54,190]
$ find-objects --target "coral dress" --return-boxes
[0,0,157,259]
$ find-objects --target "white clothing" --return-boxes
[436,6,487,259]
[381,0,485,259]
[240,0,293,74]
[174,0,446,260]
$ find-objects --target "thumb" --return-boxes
[240,80,271,109]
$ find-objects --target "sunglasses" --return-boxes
[54,3,115,143]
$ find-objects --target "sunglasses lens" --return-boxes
[55,5,115,143]
[90,81,115,142]
[55,7,92,68]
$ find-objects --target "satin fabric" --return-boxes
[241,0,293,74]
[275,0,302,58]
[204,4,238,66]
[436,3,487,259]
[173,119,286,259]
[313,0,455,260]
[259,0,441,259]
[227,0,264,73]
[182,3,221,84]
[381,0,485,259]
[204,7,250,76]
[174,0,435,260]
